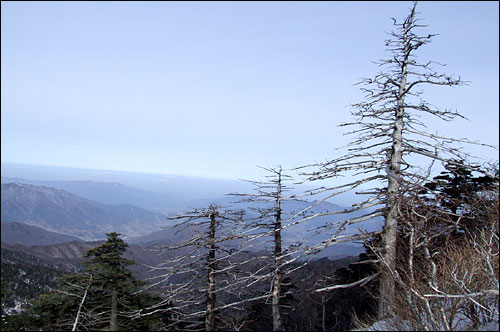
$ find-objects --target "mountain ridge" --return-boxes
[1,183,169,240]
[1,177,181,211]
[1,222,82,246]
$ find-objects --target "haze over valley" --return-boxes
[1,162,373,254]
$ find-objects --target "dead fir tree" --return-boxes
[229,165,309,331]
[139,204,245,331]
[362,171,499,331]
[296,1,497,320]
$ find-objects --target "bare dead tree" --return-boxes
[45,273,96,331]
[140,204,246,331]
[296,1,497,319]
[219,309,257,331]
[72,273,93,331]
[229,165,309,331]
[310,264,337,331]
[361,172,499,331]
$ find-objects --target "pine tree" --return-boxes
[83,232,141,331]
[28,232,173,331]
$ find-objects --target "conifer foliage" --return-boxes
[27,232,172,331]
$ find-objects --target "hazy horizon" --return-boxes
[2,1,498,180]
[0,161,363,207]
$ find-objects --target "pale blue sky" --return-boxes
[1,1,498,180]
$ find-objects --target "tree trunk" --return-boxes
[322,296,326,331]
[205,212,217,331]
[272,171,283,331]
[378,11,412,319]
[72,274,92,331]
[110,287,118,331]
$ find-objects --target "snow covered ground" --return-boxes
[353,314,499,331]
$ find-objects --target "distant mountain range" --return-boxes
[0,163,260,204]
[0,162,361,207]
[1,183,170,240]
[0,206,365,260]
[1,179,381,254]
[1,177,181,211]
[1,162,382,259]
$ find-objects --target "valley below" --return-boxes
[1,164,376,318]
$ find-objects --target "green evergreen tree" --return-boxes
[423,159,497,215]
[83,232,141,331]
[28,232,175,331]
[30,273,93,330]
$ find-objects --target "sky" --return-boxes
[1,1,499,180]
